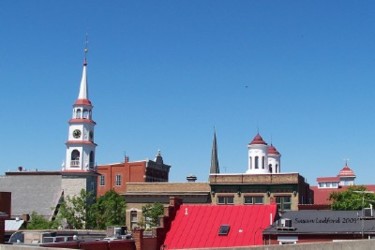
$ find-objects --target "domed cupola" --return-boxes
[246,133,269,174]
[268,144,281,173]
[337,163,356,186]
[250,133,267,145]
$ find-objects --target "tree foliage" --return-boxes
[27,211,59,229]
[59,189,95,229]
[91,189,126,229]
[58,189,126,230]
[329,185,375,210]
[142,202,164,228]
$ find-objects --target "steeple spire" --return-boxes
[210,129,220,174]
[77,35,90,104]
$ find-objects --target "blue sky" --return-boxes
[0,1,375,185]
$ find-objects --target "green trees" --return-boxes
[27,211,59,229]
[142,202,164,228]
[91,189,126,229]
[59,189,95,229]
[59,189,126,229]
[329,186,375,210]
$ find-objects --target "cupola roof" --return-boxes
[337,164,356,177]
[268,144,280,155]
[249,133,267,145]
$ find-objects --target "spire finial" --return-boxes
[84,33,89,65]
[344,158,350,166]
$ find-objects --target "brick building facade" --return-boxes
[209,172,312,211]
[96,152,171,197]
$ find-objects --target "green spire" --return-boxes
[210,130,220,174]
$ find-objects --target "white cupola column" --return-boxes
[267,144,281,173]
[246,133,269,174]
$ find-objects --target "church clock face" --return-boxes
[73,129,81,139]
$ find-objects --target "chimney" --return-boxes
[124,156,129,163]
[133,227,144,250]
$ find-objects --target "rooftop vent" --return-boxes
[218,224,230,236]
[186,175,197,182]
[276,218,296,231]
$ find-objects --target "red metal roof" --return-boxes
[311,185,375,205]
[316,177,340,183]
[249,133,267,145]
[164,204,277,249]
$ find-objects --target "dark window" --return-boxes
[217,196,234,205]
[262,156,265,169]
[244,196,264,204]
[99,175,105,186]
[276,196,292,211]
[255,156,259,169]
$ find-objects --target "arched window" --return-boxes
[76,109,82,119]
[262,156,265,169]
[255,156,259,169]
[89,151,95,169]
[83,109,89,119]
[71,150,80,167]
[130,210,138,229]
[71,150,80,160]
[269,164,273,173]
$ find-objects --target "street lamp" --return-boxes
[353,190,374,239]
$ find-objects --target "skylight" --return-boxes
[218,224,230,236]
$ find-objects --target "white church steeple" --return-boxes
[63,42,97,172]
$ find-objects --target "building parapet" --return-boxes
[209,173,304,185]
[126,182,210,193]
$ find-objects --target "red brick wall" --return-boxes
[128,162,146,182]
[97,161,146,197]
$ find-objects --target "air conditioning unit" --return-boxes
[363,208,373,217]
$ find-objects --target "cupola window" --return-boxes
[255,156,259,169]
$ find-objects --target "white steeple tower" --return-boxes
[63,42,97,172]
